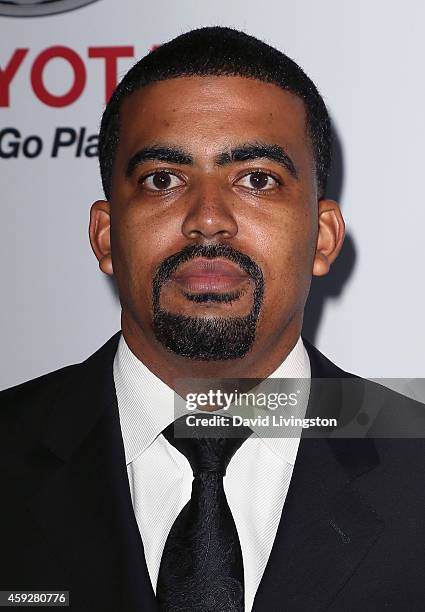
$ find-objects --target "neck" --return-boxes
[121,311,303,398]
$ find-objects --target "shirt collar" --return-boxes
[114,334,310,466]
[247,338,311,464]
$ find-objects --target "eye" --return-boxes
[140,171,185,191]
[235,171,280,191]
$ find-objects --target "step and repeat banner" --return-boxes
[1,0,424,388]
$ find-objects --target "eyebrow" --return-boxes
[126,146,193,177]
[216,143,298,178]
[125,141,298,179]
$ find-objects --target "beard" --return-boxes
[152,244,264,361]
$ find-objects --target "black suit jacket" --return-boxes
[1,333,425,611]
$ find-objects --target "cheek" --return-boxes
[252,208,316,311]
[110,205,182,301]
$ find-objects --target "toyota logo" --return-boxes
[0,0,101,17]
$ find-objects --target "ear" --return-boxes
[312,199,345,276]
[89,200,113,276]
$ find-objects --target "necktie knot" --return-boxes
[162,415,251,477]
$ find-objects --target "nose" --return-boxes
[181,178,238,241]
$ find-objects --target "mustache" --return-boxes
[153,244,264,289]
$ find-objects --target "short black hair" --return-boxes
[99,26,331,200]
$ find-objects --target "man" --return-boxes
[1,26,425,612]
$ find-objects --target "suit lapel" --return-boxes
[252,341,384,611]
[26,333,158,612]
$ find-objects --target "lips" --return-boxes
[170,257,250,293]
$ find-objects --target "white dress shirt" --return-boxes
[113,334,310,612]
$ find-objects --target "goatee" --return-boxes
[152,244,264,360]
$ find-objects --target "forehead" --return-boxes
[116,75,312,163]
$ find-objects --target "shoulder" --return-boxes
[302,337,354,379]
[0,363,83,453]
[0,332,121,451]
[1,362,80,405]
[302,338,425,454]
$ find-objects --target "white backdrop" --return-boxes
[1,0,424,389]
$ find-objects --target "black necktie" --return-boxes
[156,416,251,612]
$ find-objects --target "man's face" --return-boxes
[91,76,342,362]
